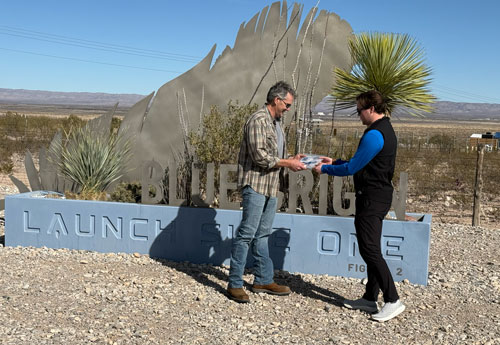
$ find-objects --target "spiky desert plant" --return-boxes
[332,32,436,116]
[50,125,131,195]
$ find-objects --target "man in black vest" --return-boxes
[313,90,405,322]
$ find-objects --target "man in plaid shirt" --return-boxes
[227,81,306,303]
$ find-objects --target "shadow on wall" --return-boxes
[148,206,346,305]
[148,206,294,270]
[0,215,4,246]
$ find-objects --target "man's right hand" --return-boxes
[288,159,306,172]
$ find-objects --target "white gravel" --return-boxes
[0,222,498,345]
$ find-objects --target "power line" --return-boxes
[0,25,202,63]
[0,31,200,63]
[0,47,183,74]
[434,89,498,103]
[432,83,500,104]
[434,84,499,101]
[0,25,202,60]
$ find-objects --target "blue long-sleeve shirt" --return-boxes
[321,130,384,176]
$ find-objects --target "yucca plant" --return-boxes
[332,32,436,116]
[50,125,131,197]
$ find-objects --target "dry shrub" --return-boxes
[65,190,108,201]
[110,182,142,203]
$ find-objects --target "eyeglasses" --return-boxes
[356,107,365,115]
[280,98,292,109]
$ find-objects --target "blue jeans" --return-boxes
[228,186,277,288]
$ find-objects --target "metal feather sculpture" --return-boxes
[120,1,353,179]
[7,1,353,202]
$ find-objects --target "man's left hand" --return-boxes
[292,154,306,160]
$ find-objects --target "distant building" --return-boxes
[468,132,499,150]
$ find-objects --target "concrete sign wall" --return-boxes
[6,192,431,285]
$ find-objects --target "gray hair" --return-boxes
[266,81,296,104]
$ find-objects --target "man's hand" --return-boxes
[277,154,306,171]
[292,153,306,160]
[290,153,306,171]
[288,159,306,172]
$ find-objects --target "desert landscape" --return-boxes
[0,100,499,226]
[0,100,498,344]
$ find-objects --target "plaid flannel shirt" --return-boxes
[237,106,285,197]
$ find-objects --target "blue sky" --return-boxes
[1,0,499,103]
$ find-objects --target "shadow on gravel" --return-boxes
[150,204,233,296]
[153,259,346,306]
[154,258,232,296]
[278,271,346,307]
[148,206,346,304]
[268,228,346,307]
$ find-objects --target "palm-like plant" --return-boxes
[332,32,436,116]
[50,125,131,196]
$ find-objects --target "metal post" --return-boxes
[472,144,484,226]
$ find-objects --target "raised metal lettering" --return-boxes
[219,164,239,210]
[142,160,164,204]
[287,170,313,214]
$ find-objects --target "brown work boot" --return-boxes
[227,287,250,303]
[251,282,291,296]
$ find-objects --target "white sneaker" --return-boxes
[343,298,378,313]
[371,300,405,322]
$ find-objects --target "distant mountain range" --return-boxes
[1,88,500,120]
[313,96,500,121]
[0,88,144,108]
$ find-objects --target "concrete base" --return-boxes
[5,192,431,285]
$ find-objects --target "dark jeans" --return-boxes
[355,196,399,303]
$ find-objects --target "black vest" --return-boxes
[353,117,397,203]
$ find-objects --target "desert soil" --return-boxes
[0,220,499,344]
[0,117,498,344]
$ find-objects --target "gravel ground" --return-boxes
[0,222,499,345]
